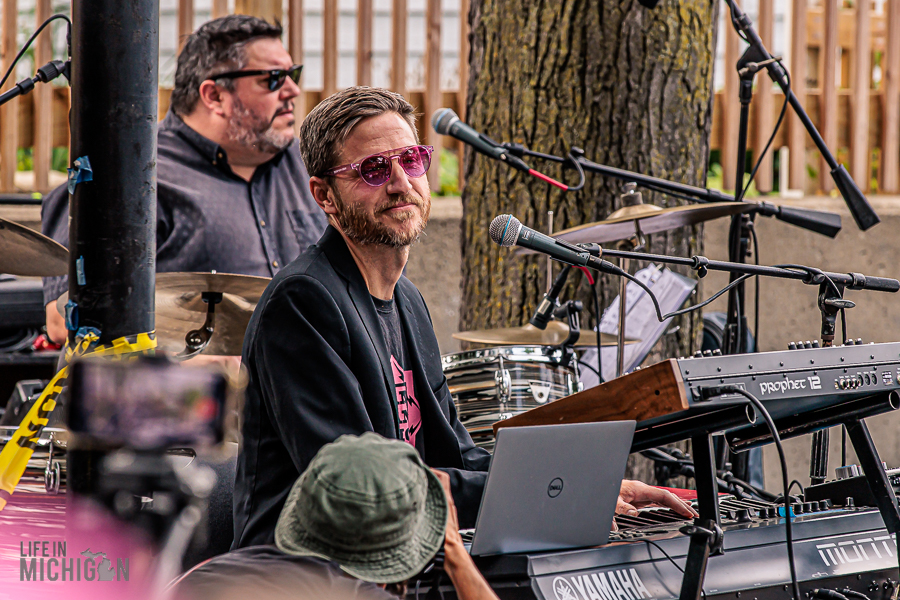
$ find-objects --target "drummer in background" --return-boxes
[41,15,325,358]
[231,86,698,547]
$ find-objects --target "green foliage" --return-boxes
[16,147,69,172]
[436,149,459,196]
[17,148,32,171]
[705,161,759,197]
[51,147,68,172]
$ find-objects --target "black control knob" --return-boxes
[702,349,712,357]
[736,509,752,523]
[857,338,864,345]
[820,499,833,510]
[802,502,814,513]
[812,340,820,348]
[788,342,797,350]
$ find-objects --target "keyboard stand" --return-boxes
[679,433,723,600]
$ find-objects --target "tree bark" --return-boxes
[461,0,720,482]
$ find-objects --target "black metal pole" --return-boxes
[67,0,159,493]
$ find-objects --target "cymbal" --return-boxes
[453,321,640,347]
[155,272,270,356]
[515,201,752,254]
[58,272,271,356]
[0,218,68,276]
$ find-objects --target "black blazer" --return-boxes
[233,226,491,548]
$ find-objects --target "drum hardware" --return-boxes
[44,430,63,495]
[613,183,648,377]
[442,346,581,450]
[177,291,224,359]
[58,272,270,357]
[494,355,511,407]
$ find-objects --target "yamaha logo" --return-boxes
[548,477,564,498]
[553,576,578,600]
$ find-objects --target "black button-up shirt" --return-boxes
[42,110,328,305]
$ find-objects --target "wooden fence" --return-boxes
[1,0,898,197]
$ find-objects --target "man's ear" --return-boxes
[309,176,339,216]
[196,80,228,116]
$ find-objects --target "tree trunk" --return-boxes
[461,0,719,482]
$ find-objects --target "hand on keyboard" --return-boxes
[617,480,699,519]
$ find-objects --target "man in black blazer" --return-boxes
[232,87,696,548]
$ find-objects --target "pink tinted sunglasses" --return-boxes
[322,145,434,187]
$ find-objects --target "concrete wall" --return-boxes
[406,195,900,492]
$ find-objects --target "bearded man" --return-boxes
[41,15,325,345]
[232,87,696,548]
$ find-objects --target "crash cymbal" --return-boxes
[59,273,271,356]
[453,321,639,347]
[0,218,68,276]
[515,201,752,254]
[154,272,270,356]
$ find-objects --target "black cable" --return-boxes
[643,540,706,599]
[737,61,791,203]
[579,361,600,377]
[591,280,603,382]
[840,589,871,600]
[597,260,754,324]
[0,14,71,91]
[788,480,805,497]
[565,151,586,192]
[702,386,800,600]
[751,225,760,352]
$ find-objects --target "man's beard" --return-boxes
[333,188,431,249]
[226,97,293,154]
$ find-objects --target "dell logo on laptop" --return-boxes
[548,477,564,498]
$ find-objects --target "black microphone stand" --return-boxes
[502,145,844,238]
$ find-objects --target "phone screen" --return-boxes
[69,358,226,450]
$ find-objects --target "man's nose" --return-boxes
[280,74,301,100]
[385,158,413,195]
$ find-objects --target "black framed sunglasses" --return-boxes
[209,64,303,92]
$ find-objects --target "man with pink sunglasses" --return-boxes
[232,86,696,549]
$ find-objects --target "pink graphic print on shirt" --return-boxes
[391,355,421,447]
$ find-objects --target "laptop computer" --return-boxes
[469,420,636,556]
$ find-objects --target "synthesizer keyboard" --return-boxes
[496,341,900,451]
[422,502,899,600]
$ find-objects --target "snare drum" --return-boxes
[442,346,581,451]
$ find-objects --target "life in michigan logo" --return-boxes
[19,540,129,582]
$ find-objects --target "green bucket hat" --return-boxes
[274,432,449,584]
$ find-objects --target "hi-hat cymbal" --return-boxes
[453,321,639,347]
[58,272,271,356]
[515,201,752,254]
[0,218,68,276]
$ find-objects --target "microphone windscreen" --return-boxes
[489,214,521,247]
[431,108,458,135]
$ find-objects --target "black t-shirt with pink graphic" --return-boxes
[372,296,424,454]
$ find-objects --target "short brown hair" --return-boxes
[299,86,419,178]
[171,15,283,116]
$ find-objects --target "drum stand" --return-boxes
[614,184,648,378]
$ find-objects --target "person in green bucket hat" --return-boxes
[171,433,497,600]
[276,432,499,598]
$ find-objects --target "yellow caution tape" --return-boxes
[0,329,156,509]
